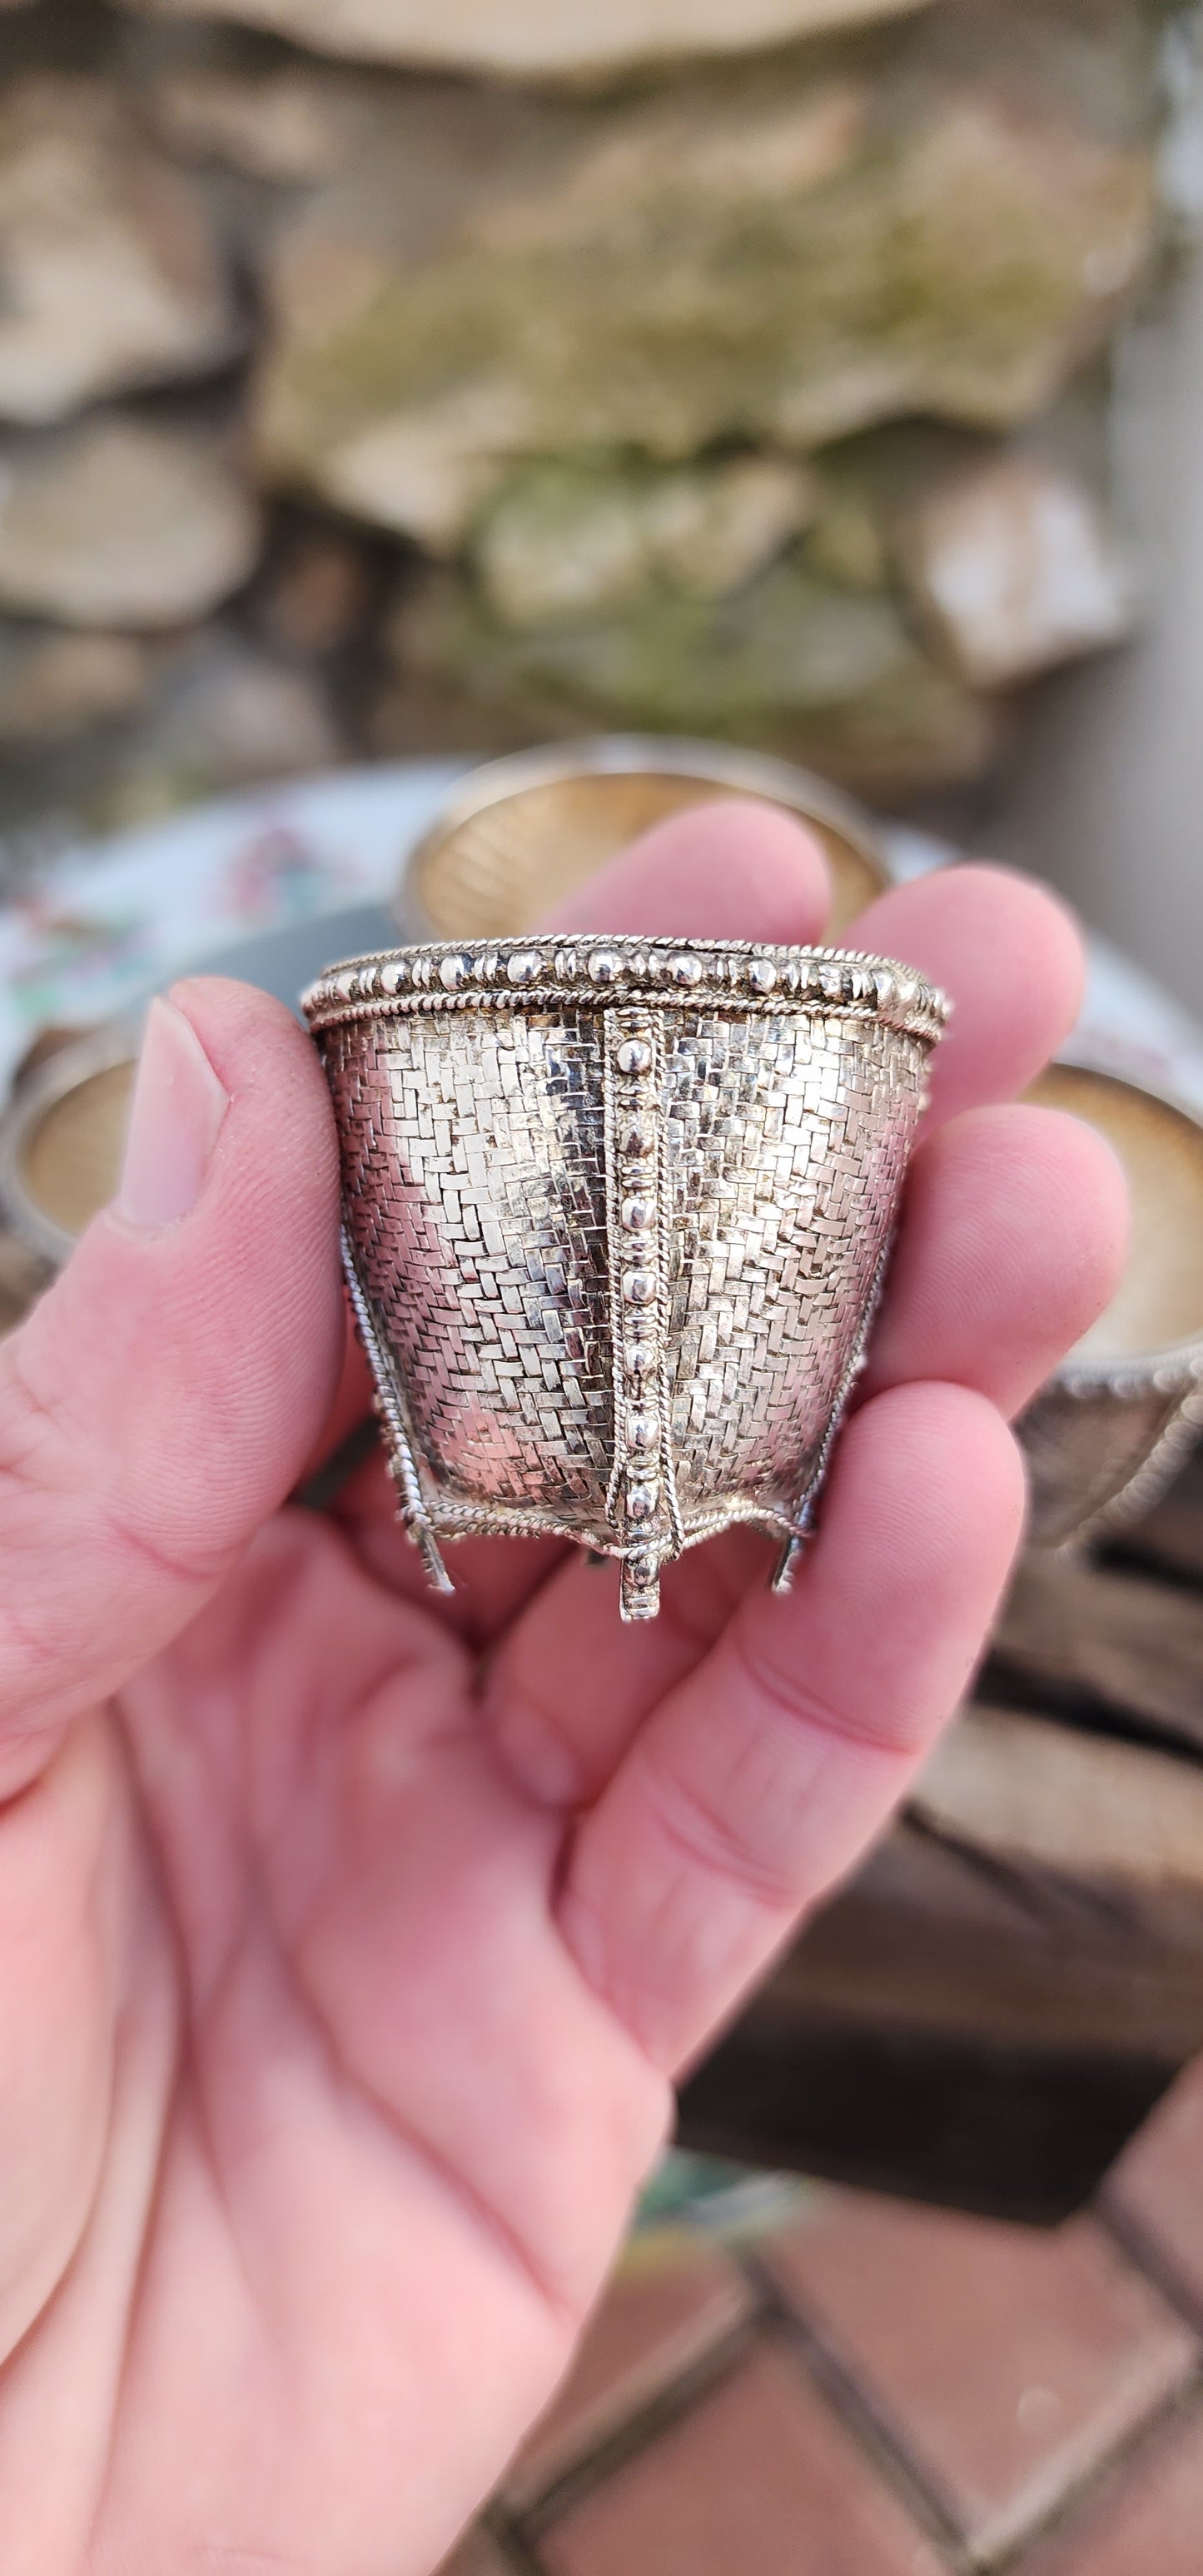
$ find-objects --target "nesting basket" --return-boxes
[1017,1061,1203,1548]
[304,935,947,1618]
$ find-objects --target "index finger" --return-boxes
[847,863,1085,1129]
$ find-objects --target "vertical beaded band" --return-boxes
[602,1004,684,1619]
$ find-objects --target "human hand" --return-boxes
[0,808,1126,2574]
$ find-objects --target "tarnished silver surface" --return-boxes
[1017,1059,1203,1549]
[304,934,947,1619]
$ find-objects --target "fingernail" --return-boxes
[117,998,229,1231]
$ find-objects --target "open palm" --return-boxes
[0,807,1125,2576]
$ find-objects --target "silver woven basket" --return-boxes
[1017,1059,1203,1549]
[304,935,947,1619]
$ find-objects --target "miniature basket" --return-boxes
[304,934,947,1619]
[1017,1059,1203,1548]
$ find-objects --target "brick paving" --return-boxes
[759,2196,1196,2559]
[1018,2399,1203,2576]
[502,2235,755,2510]
[1103,2060,1203,2324]
[539,2345,948,2576]
[447,2057,1203,2576]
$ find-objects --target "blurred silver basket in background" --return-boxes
[0,1023,138,1321]
[1017,1060,1203,1547]
[398,737,891,946]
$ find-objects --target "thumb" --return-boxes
[0,977,343,1788]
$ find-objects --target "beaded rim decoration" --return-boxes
[302,933,948,1044]
[306,934,948,1619]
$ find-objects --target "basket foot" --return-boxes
[407,1517,455,1596]
[621,1549,662,1621]
[771,1530,811,1594]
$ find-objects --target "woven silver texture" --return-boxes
[304,935,947,1619]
